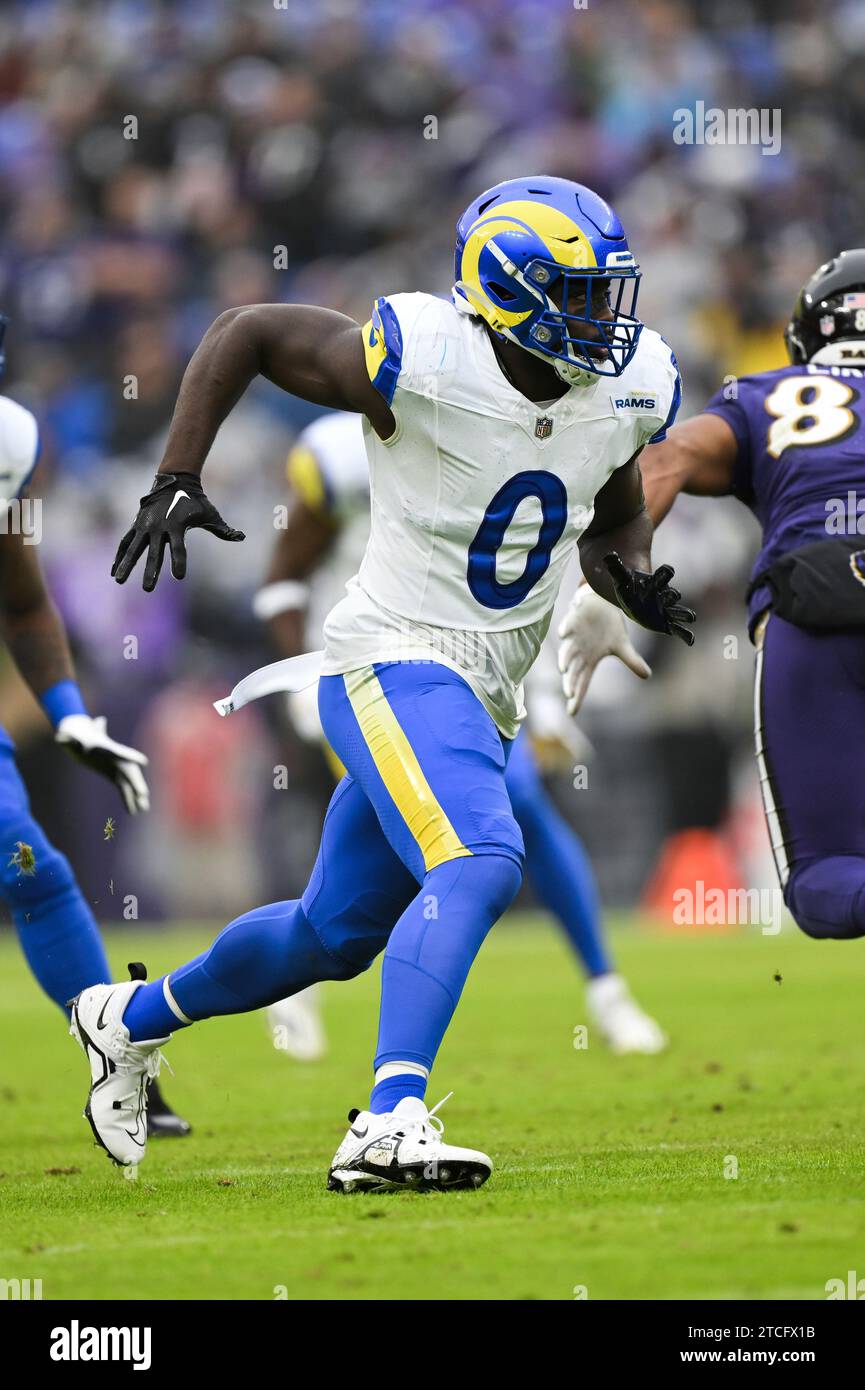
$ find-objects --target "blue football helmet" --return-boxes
[453,176,642,383]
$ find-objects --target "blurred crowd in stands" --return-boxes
[0,0,852,919]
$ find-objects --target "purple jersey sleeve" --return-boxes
[702,383,754,502]
[701,362,865,637]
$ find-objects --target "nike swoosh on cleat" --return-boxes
[123,1084,148,1148]
[350,1125,368,1138]
[96,996,113,1029]
[166,489,190,518]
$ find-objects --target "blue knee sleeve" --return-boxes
[506,733,611,978]
[0,787,111,1014]
[375,852,523,1072]
[124,774,417,1042]
[785,856,865,940]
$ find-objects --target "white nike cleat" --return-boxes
[328,1094,492,1194]
[69,972,169,1167]
[587,973,668,1055]
[266,985,326,1062]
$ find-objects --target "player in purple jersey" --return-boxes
[559,250,865,941]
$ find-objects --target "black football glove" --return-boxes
[112,472,245,592]
[603,551,696,646]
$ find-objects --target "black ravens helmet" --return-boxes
[785,250,865,366]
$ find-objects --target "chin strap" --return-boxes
[453,280,596,387]
[553,358,598,388]
[515,338,597,388]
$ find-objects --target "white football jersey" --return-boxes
[0,394,39,507]
[322,292,680,736]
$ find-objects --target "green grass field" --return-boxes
[0,915,863,1301]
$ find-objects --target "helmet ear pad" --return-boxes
[478,230,553,318]
[784,323,807,365]
[477,241,543,314]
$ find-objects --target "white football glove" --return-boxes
[55,714,150,814]
[286,681,323,745]
[526,690,594,771]
[557,586,652,716]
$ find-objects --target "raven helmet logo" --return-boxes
[535,415,554,439]
[850,551,865,589]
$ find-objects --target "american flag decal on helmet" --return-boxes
[535,415,554,439]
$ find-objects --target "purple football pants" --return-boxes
[756,612,865,938]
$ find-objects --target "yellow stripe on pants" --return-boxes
[343,666,472,873]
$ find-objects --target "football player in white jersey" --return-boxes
[258,410,667,1060]
[0,317,187,1137]
[73,177,694,1189]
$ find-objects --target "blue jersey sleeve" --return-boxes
[646,342,682,444]
[361,297,404,408]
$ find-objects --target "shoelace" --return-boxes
[115,1040,167,1074]
[110,1040,169,1119]
[400,1091,453,1141]
[110,1049,172,1127]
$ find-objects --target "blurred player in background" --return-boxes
[71,176,694,1190]
[0,318,187,1138]
[0,0,845,934]
[256,409,667,1060]
[559,251,865,944]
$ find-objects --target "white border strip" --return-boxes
[163,976,193,1026]
[753,625,790,887]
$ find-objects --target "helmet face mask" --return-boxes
[454,176,643,383]
[519,260,642,379]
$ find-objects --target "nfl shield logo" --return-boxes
[820,314,835,336]
[535,415,554,439]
